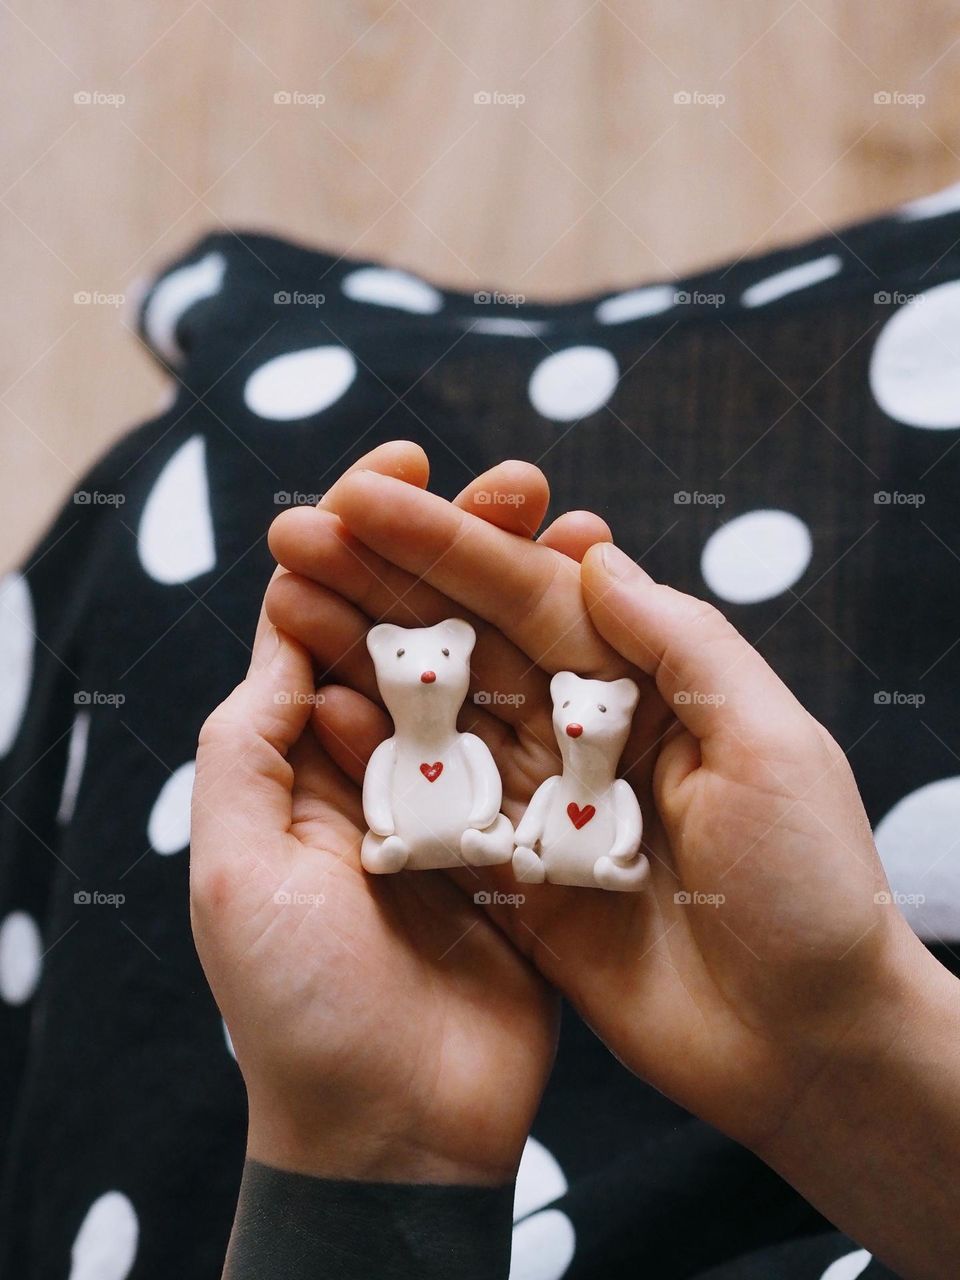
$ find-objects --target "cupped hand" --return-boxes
[189,443,558,1189]
[265,450,931,1155]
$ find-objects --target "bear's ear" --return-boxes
[367,622,405,661]
[610,676,640,715]
[549,670,577,705]
[437,617,475,657]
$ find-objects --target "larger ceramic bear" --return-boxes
[361,618,515,873]
[512,671,649,891]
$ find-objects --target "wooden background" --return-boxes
[3,1,960,567]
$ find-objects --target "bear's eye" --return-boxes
[441,647,450,657]
[562,700,570,709]
[396,648,405,658]
[598,704,607,713]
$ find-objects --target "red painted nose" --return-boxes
[566,723,583,738]
[420,670,437,684]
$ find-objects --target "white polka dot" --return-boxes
[0,911,42,1005]
[143,251,226,365]
[69,1191,139,1280]
[875,776,960,940]
[148,760,196,855]
[138,435,216,585]
[223,1018,237,1060]
[341,267,443,314]
[510,1209,576,1280]
[528,347,619,422]
[820,1248,872,1280]
[898,181,960,222]
[57,711,91,825]
[244,347,357,421]
[741,254,842,308]
[870,281,960,429]
[595,285,675,325]
[464,317,549,337]
[514,1136,568,1221]
[0,572,35,757]
[701,509,812,604]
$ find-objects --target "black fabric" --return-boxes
[223,1161,514,1280]
[3,197,960,1277]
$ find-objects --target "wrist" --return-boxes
[246,1091,516,1187]
[752,925,960,1277]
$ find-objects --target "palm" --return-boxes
[208,720,557,1184]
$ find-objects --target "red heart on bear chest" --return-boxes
[420,761,443,783]
[567,802,596,829]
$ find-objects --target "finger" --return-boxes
[265,570,555,743]
[453,460,549,538]
[311,684,391,786]
[537,510,612,562]
[325,471,624,677]
[192,630,315,852]
[581,543,810,753]
[249,441,429,673]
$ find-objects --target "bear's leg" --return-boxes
[460,812,514,867]
[511,844,546,884]
[593,852,651,893]
[361,831,411,875]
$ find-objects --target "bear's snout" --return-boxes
[565,722,583,738]
[420,670,437,684]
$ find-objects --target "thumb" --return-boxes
[191,628,315,856]
[581,543,808,751]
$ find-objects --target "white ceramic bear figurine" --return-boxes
[361,618,515,874]
[512,672,649,892]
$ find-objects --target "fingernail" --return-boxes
[599,543,644,581]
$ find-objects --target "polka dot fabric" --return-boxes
[7,195,960,1277]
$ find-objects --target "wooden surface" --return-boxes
[3,1,960,567]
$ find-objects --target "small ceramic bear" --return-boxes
[512,672,649,892]
[361,618,515,873]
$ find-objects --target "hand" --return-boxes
[266,452,933,1151]
[189,444,558,1189]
